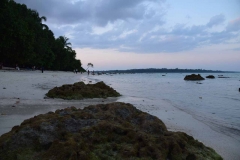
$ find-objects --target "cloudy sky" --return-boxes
[15,0,240,71]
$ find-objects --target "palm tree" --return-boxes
[40,16,48,30]
[30,10,49,30]
[86,63,93,70]
[57,36,72,49]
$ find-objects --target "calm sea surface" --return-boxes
[92,72,240,139]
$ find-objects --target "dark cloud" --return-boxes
[15,0,162,25]
[14,0,240,53]
[206,14,225,28]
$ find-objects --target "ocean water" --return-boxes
[91,72,240,140]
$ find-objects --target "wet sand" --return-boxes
[116,96,240,160]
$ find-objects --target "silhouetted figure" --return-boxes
[88,70,90,75]
[41,66,44,73]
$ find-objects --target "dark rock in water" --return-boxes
[184,74,205,81]
[0,102,222,160]
[239,88,240,92]
[196,82,202,84]
[46,81,121,100]
[206,75,215,79]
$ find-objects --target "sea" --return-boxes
[90,72,240,141]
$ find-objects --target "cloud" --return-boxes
[206,14,225,28]
[15,0,163,26]
[14,0,240,54]
[226,17,240,32]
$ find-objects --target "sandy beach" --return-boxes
[0,70,117,135]
[1,70,239,159]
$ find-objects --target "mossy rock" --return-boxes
[46,81,121,100]
[206,75,215,79]
[0,102,222,160]
[184,74,205,81]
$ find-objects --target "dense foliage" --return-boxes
[0,0,83,71]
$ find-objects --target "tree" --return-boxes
[56,36,72,49]
[0,0,83,71]
[86,63,93,70]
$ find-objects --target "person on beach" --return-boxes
[41,66,44,73]
[73,69,75,74]
[16,64,20,70]
[76,69,78,74]
[88,70,90,75]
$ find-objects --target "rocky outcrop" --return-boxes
[46,81,121,100]
[0,102,222,160]
[206,75,215,79]
[184,74,205,81]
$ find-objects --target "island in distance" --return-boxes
[96,68,236,74]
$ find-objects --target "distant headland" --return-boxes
[97,68,236,74]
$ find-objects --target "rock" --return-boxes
[0,102,222,160]
[184,74,205,81]
[3,87,6,89]
[239,88,240,92]
[46,81,121,100]
[206,75,215,79]
[196,82,202,84]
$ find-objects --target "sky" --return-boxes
[15,0,240,71]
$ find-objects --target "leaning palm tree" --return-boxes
[86,63,93,70]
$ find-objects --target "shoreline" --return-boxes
[115,96,240,160]
[1,70,239,159]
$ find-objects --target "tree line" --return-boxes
[0,0,84,71]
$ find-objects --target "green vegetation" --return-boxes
[0,0,83,71]
[0,102,223,160]
[46,81,121,99]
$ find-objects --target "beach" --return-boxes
[0,70,240,159]
[0,70,117,135]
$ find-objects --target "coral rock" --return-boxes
[46,81,121,100]
[0,102,222,160]
[184,74,205,81]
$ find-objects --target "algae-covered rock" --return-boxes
[184,74,205,81]
[0,102,222,160]
[46,81,121,99]
[206,75,215,79]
